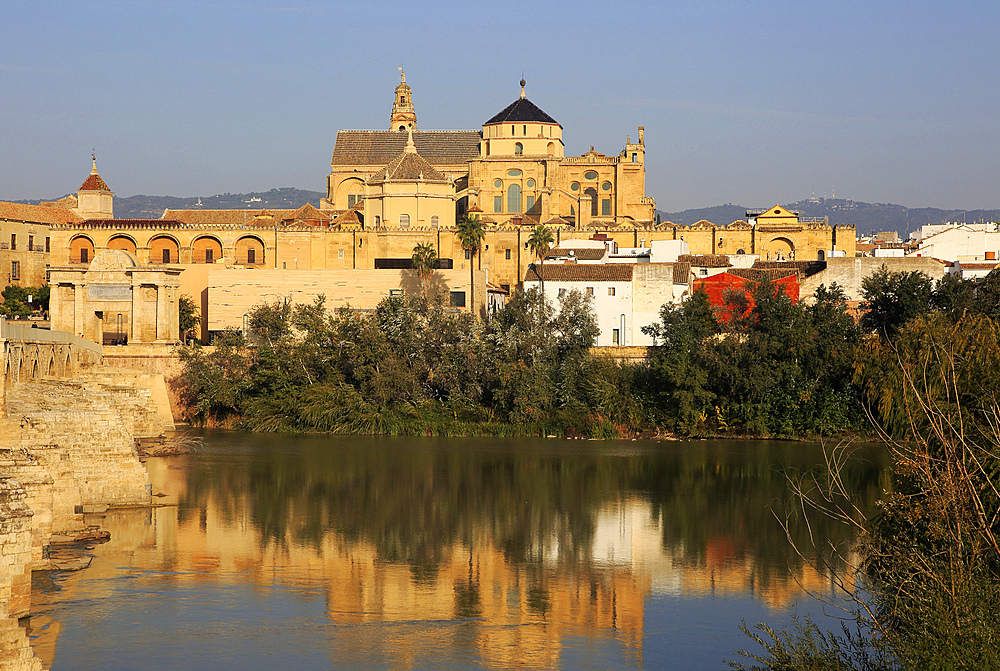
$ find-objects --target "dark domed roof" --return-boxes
[484,97,559,126]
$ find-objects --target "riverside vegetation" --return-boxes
[176,265,1000,670]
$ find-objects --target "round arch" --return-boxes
[235,235,266,265]
[107,235,137,255]
[149,235,180,264]
[336,178,366,208]
[70,235,95,264]
[193,236,224,264]
[761,237,795,261]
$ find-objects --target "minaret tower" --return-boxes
[74,153,114,219]
[389,68,417,131]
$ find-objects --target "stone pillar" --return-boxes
[0,476,34,619]
[155,285,167,341]
[73,283,86,337]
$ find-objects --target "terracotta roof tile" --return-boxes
[524,263,633,283]
[672,262,691,284]
[752,260,826,277]
[547,247,606,261]
[79,172,111,192]
[0,201,82,225]
[162,209,298,226]
[727,268,799,281]
[678,254,732,268]
[332,130,481,166]
[370,151,447,182]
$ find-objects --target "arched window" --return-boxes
[547,142,555,156]
[585,187,598,216]
[107,235,136,255]
[507,184,521,213]
[193,236,223,264]
[514,142,523,155]
[149,236,179,264]
[70,236,95,263]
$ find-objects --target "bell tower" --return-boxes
[389,68,417,131]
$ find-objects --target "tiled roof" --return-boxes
[547,247,606,261]
[79,171,111,192]
[484,97,560,126]
[957,262,999,270]
[752,260,826,277]
[162,209,298,226]
[524,263,633,283]
[678,254,732,268]
[332,130,481,166]
[286,203,330,222]
[0,201,82,225]
[672,262,691,284]
[331,208,363,227]
[370,151,447,182]
[75,219,187,229]
[727,268,799,281]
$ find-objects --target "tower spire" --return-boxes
[520,74,526,99]
[389,68,417,131]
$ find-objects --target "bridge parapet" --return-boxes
[0,317,104,415]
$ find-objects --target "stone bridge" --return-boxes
[1,315,173,664]
[1,317,103,415]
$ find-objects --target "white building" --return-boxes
[524,262,689,346]
[908,222,1000,262]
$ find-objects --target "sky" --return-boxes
[2,0,999,212]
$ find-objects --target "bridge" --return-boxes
[0,316,103,414]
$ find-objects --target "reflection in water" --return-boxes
[27,434,888,670]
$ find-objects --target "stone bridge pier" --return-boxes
[1,317,170,626]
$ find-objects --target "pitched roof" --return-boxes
[678,254,732,268]
[484,97,560,126]
[162,208,299,226]
[332,130,481,166]
[0,201,82,225]
[546,247,606,261]
[672,262,691,284]
[727,268,799,281]
[370,151,447,182]
[524,263,633,283]
[286,203,330,222]
[79,171,111,192]
[752,260,826,277]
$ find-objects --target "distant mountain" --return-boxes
[658,199,1000,238]
[14,188,326,220]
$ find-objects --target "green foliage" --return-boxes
[644,282,861,437]
[174,288,621,437]
[739,312,1000,670]
[0,285,48,317]
[526,224,554,293]
[178,294,200,342]
[456,215,486,316]
[411,241,438,297]
[859,266,933,338]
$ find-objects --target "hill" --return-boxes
[658,199,1000,238]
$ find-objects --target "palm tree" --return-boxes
[411,241,438,299]
[527,224,554,297]
[455,215,486,316]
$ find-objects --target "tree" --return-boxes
[456,215,486,316]
[526,224,555,296]
[411,241,438,299]
[179,294,201,344]
[859,265,933,339]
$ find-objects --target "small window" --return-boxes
[389,289,404,297]
[522,125,526,135]
[45,237,50,252]
[205,249,214,264]
[737,248,746,255]
[338,249,345,259]
[431,215,439,227]
[10,234,15,250]
[612,329,620,345]
[374,216,380,226]
[450,291,466,308]
[494,179,502,188]
[247,248,255,264]
[601,199,610,216]
[494,196,502,213]
[28,235,33,250]
[347,194,358,208]
[584,171,598,180]
[10,261,19,280]
[161,249,169,263]
[602,181,612,191]
[699,268,708,276]
[400,214,410,229]
[632,153,637,163]
[507,170,522,177]
[465,250,472,260]
[505,249,511,260]
[586,287,594,295]
[514,142,523,155]
[570,182,579,191]
[608,287,615,296]
[526,195,535,211]
[558,288,567,297]
[526,179,535,188]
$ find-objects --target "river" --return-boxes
[24,432,889,670]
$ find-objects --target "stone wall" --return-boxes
[800,256,949,302]
[0,477,33,619]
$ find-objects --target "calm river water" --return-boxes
[25,433,889,670]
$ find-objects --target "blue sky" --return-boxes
[2,0,998,211]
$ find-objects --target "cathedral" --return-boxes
[323,72,655,228]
